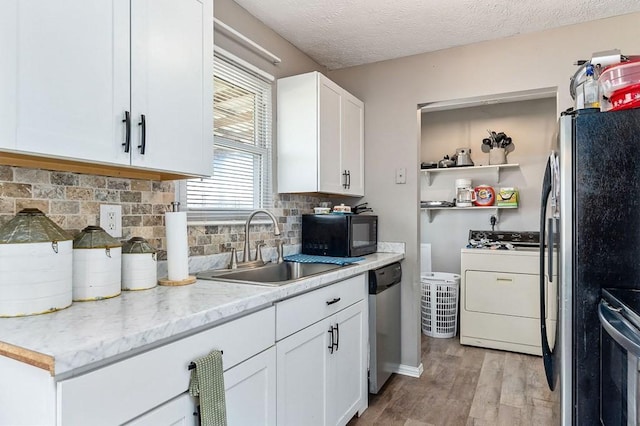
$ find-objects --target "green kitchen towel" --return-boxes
[189,350,227,426]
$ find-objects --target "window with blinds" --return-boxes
[182,52,273,221]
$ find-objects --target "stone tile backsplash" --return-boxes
[0,165,331,260]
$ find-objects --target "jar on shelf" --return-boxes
[473,185,496,207]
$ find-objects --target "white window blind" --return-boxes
[182,51,273,221]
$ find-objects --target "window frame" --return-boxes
[178,47,275,223]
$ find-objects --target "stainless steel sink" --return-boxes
[196,262,346,286]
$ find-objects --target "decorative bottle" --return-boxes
[583,64,600,109]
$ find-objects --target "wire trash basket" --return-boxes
[421,272,460,338]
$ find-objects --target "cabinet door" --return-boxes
[125,393,197,426]
[225,347,276,426]
[276,72,320,193]
[276,317,332,426]
[130,0,213,176]
[341,94,364,196]
[0,1,18,150]
[330,300,367,426]
[318,75,345,194]
[0,0,130,164]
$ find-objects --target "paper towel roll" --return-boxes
[165,211,189,281]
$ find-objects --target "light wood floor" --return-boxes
[349,336,558,426]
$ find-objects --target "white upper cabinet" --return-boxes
[317,77,344,194]
[277,71,365,196]
[130,0,213,175]
[0,0,213,177]
[340,92,365,196]
[0,0,131,163]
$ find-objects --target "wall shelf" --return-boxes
[421,163,519,186]
[420,205,518,222]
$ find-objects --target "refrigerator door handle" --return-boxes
[548,218,554,284]
[540,155,555,390]
[599,300,640,358]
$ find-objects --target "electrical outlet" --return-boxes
[100,204,122,238]
[395,167,406,184]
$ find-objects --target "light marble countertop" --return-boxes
[0,251,403,378]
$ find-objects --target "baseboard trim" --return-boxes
[393,362,424,378]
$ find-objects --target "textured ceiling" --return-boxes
[233,0,640,69]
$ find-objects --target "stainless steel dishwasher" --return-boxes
[368,262,402,394]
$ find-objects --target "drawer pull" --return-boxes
[188,350,223,370]
[326,297,341,306]
[496,277,513,283]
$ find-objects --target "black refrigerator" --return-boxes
[539,107,640,425]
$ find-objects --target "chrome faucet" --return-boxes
[241,209,281,265]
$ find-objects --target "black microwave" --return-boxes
[302,214,377,257]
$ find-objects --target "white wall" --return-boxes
[328,12,640,369]
[216,0,357,209]
[214,0,324,79]
[421,97,557,273]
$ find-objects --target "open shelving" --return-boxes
[420,205,518,223]
[421,163,519,186]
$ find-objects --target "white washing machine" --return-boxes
[459,232,557,356]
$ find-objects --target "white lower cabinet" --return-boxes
[0,307,275,425]
[125,393,198,426]
[58,307,275,425]
[330,302,367,426]
[225,347,277,425]
[127,346,276,426]
[276,274,367,426]
[277,316,331,425]
[0,274,372,426]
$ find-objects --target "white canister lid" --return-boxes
[455,178,472,188]
[122,237,156,254]
[73,226,122,249]
[0,208,72,244]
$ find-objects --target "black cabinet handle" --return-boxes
[327,326,334,354]
[342,170,348,189]
[346,170,351,189]
[333,322,339,351]
[187,349,223,370]
[138,114,146,155]
[326,297,341,306]
[193,405,200,420]
[122,111,131,153]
